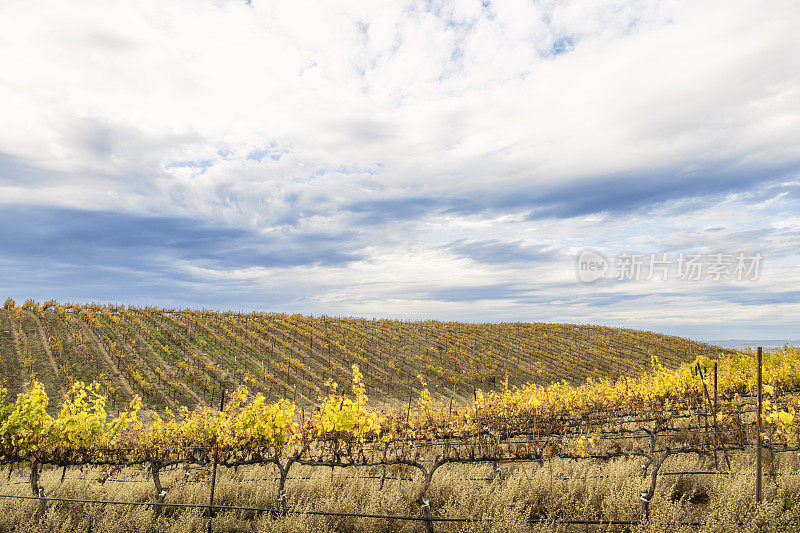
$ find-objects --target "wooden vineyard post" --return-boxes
[208,388,225,533]
[756,346,763,504]
[696,363,717,466]
[445,384,456,458]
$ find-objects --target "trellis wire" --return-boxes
[0,492,720,527]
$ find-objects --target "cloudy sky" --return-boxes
[1,0,799,341]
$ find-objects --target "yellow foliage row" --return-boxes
[3,348,800,463]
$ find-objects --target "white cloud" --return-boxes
[1,0,799,337]
[2,1,797,195]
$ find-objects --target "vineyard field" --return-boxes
[0,299,735,414]
[3,298,800,531]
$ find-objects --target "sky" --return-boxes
[1,0,799,341]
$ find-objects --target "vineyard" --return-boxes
[0,298,735,415]
[0,305,800,531]
[2,298,798,531]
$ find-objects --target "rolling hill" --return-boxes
[0,299,738,413]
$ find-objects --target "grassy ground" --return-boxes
[2,452,800,532]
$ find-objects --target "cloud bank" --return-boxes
[1,0,799,340]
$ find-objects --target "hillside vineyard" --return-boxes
[0,299,735,413]
[4,298,800,530]
[0,299,737,413]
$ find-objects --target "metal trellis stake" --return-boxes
[756,346,763,504]
[208,387,225,533]
[713,362,718,446]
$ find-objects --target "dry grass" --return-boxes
[1,452,800,532]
